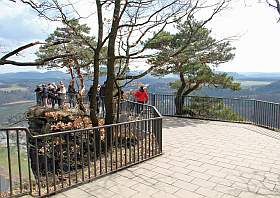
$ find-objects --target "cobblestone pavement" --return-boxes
[51,117,280,198]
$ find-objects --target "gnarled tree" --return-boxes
[5,0,233,124]
[148,20,240,114]
[36,19,100,112]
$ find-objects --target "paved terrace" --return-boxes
[52,117,280,198]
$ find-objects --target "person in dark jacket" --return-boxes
[87,85,94,102]
[99,82,106,98]
[48,83,57,108]
[68,80,76,108]
[87,85,100,113]
[41,84,48,107]
[34,85,42,105]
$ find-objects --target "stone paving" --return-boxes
[51,117,280,198]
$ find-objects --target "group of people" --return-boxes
[87,83,149,104]
[34,81,69,108]
[34,80,149,113]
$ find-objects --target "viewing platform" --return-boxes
[3,95,280,198]
[50,117,280,198]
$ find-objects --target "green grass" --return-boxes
[0,102,34,126]
[0,146,31,181]
[0,84,27,92]
[237,80,272,88]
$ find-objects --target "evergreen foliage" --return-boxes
[147,19,240,114]
[183,96,244,121]
[36,19,103,73]
[148,20,240,94]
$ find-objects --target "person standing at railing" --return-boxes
[48,83,57,108]
[134,86,149,114]
[57,81,67,107]
[87,84,100,113]
[134,86,149,104]
[68,80,76,108]
[34,85,42,105]
[126,89,135,101]
[41,84,48,107]
[97,84,101,113]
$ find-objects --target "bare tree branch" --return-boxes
[1,41,43,60]
[266,0,280,21]
[0,39,74,66]
[0,53,74,66]
[117,65,157,80]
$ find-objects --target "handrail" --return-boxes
[2,93,280,198]
[125,100,162,118]
[0,100,162,137]
[32,117,162,138]
[1,118,162,138]
[151,93,280,105]
[0,127,32,136]
[0,100,163,197]
[150,93,280,131]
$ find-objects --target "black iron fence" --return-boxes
[0,101,162,197]
[150,93,280,131]
[0,128,31,197]
[2,93,280,197]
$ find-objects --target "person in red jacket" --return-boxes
[134,86,148,104]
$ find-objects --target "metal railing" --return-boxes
[150,93,280,131]
[3,93,280,197]
[0,128,31,197]
[0,100,162,197]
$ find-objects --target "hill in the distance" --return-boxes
[254,80,280,94]
[2,70,280,80]
[236,72,280,81]
[0,71,70,81]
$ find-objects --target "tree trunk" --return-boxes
[73,59,86,113]
[89,0,103,157]
[104,0,121,149]
[175,84,185,115]
[90,0,103,127]
[115,82,122,123]
[90,57,99,126]
[182,82,201,96]
[105,0,121,125]
[89,54,101,156]
[175,71,186,115]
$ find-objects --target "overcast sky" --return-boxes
[1,0,280,74]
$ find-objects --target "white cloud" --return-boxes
[0,1,60,74]
[0,1,58,42]
[209,1,280,72]
[1,0,280,73]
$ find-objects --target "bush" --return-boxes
[182,96,244,122]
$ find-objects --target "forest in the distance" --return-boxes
[1,70,280,106]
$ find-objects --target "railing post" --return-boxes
[6,130,13,196]
[253,100,257,125]
[26,132,33,196]
[151,93,156,106]
[159,118,162,153]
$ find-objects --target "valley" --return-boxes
[0,71,280,126]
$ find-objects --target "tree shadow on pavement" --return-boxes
[241,170,280,198]
[162,116,209,129]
